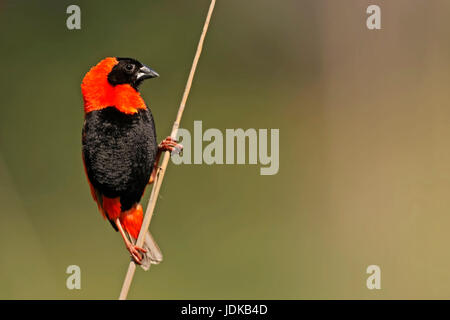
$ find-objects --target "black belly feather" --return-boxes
[82,107,157,211]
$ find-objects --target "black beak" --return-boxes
[136,65,159,81]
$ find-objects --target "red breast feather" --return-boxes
[81,57,147,115]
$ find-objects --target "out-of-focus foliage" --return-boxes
[0,0,449,299]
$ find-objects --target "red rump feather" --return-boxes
[102,196,122,220]
[120,205,144,239]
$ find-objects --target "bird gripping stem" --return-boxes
[119,0,217,300]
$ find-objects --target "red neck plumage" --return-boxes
[81,57,147,115]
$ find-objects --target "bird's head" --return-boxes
[81,57,159,114]
[108,57,159,90]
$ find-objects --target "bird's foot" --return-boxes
[127,243,147,264]
[158,136,183,155]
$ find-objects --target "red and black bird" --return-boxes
[81,57,181,270]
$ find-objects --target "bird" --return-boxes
[81,57,182,270]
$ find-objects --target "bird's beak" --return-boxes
[136,65,159,81]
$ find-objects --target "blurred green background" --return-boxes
[0,0,449,299]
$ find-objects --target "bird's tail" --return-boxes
[120,204,163,271]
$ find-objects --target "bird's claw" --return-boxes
[127,244,147,264]
[158,136,183,156]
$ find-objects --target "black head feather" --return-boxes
[107,57,159,90]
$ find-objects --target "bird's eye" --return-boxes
[125,64,134,73]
